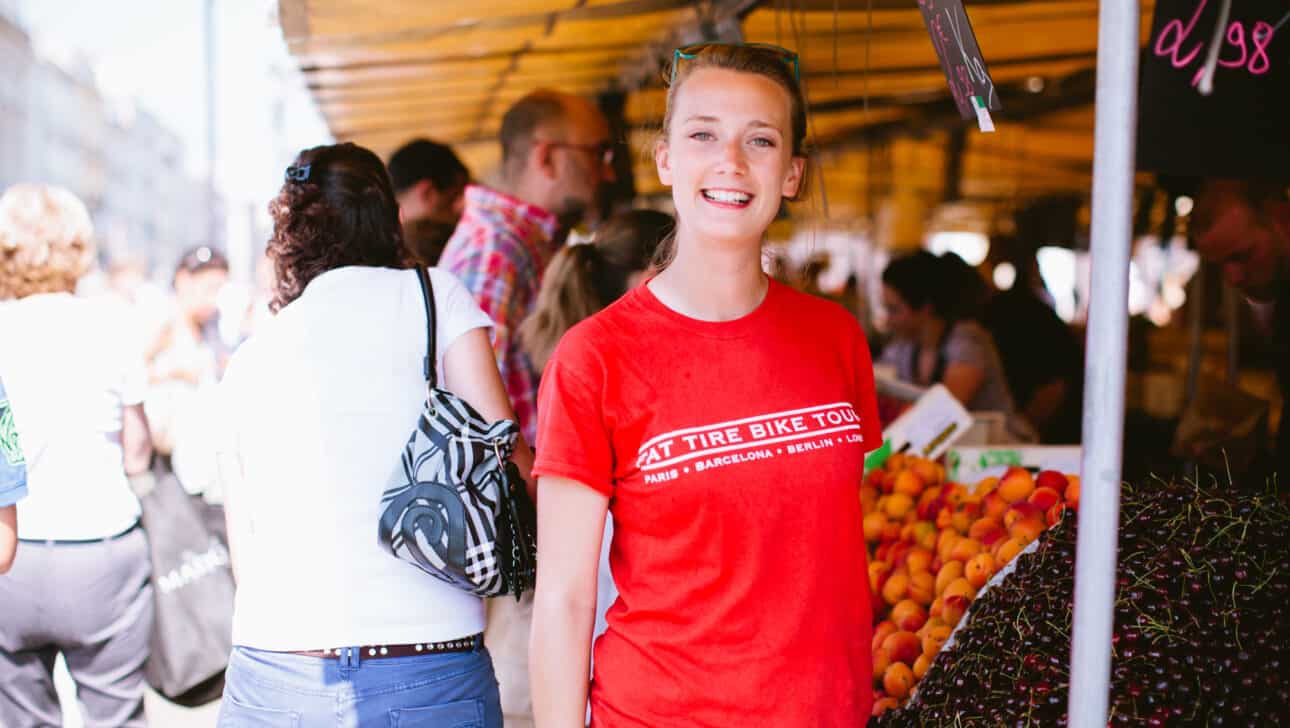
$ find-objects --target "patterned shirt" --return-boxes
[439,184,559,446]
[0,374,28,508]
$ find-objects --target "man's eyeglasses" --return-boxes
[543,140,615,168]
[670,42,800,85]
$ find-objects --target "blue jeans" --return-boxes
[217,641,502,728]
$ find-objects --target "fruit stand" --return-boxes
[868,475,1290,725]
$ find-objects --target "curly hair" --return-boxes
[267,142,405,312]
[0,183,96,300]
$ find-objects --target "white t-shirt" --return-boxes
[218,266,494,650]
[0,293,145,541]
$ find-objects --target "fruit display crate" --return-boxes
[869,473,1290,725]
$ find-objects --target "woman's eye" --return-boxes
[690,131,714,141]
[750,137,776,148]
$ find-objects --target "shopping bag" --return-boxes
[137,464,235,706]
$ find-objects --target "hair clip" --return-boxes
[285,163,312,183]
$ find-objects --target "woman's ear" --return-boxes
[655,139,673,187]
[782,156,806,199]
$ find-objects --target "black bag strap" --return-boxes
[415,267,438,388]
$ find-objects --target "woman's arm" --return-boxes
[941,361,986,409]
[0,505,16,574]
[1022,378,1068,432]
[530,475,608,728]
[442,328,536,499]
[121,403,153,477]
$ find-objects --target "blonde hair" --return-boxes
[521,209,673,370]
[0,183,96,300]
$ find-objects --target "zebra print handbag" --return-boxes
[377,267,537,599]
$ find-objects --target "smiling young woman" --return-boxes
[529,45,883,728]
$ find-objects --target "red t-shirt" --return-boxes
[533,278,880,727]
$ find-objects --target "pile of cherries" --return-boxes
[873,477,1289,727]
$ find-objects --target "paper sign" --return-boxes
[917,0,1002,121]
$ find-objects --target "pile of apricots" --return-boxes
[860,454,1079,715]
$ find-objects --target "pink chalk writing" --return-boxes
[1153,0,1278,90]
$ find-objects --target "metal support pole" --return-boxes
[205,0,218,248]
[1068,1,1139,726]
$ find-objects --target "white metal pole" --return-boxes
[1068,1,1139,726]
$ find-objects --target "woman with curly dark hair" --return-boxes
[215,142,527,727]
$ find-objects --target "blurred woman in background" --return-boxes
[520,208,673,371]
[217,142,529,727]
[0,183,154,728]
[880,250,1036,441]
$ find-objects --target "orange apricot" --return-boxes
[872,696,900,716]
[942,577,976,603]
[1065,477,1080,510]
[891,599,929,632]
[948,537,983,563]
[913,652,933,680]
[907,570,935,605]
[884,492,915,520]
[881,630,922,665]
[868,561,892,594]
[882,569,910,605]
[872,619,897,652]
[968,517,1004,544]
[994,536,1024,565]
[935,560,965,596]
[996,467,1036,504]
[1010,517,1046,545]
[942,594,969,626]
[863,512,887,542]
[921,622,952,657]
[905,547,934,574]
[1028,486,1062,511]
[965,552,996,589]
[892,470,924,497]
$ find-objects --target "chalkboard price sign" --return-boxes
[917,0,1001,127]
[1138,0,1289,180]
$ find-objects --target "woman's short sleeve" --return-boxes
[943,322,993,369]
[532,328,615,498]
[429,267,493,371]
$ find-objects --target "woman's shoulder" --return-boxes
[949,319,996,347]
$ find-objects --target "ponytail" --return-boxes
[519,244,606,371]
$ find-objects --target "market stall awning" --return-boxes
[279,0,1157,210]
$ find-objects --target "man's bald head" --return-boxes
[496,89,614,229]
[500,91,604,172]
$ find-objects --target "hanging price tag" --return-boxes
[917,0,1001,123]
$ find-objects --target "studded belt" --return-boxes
[290,633,483,660]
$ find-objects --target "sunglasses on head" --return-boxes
[670,42,801,85]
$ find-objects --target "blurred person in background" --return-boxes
[520,208,672,371]
[1191,178,1290,487]
[0,183,154,728]
[0,373,26,575]
[388,138,471,267]
[519,207,672,671]
[216,142,531,727]
[439,87,615,728]
[144,246,232,501]
[982,234,1083,443]
[881,250,1036,441]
